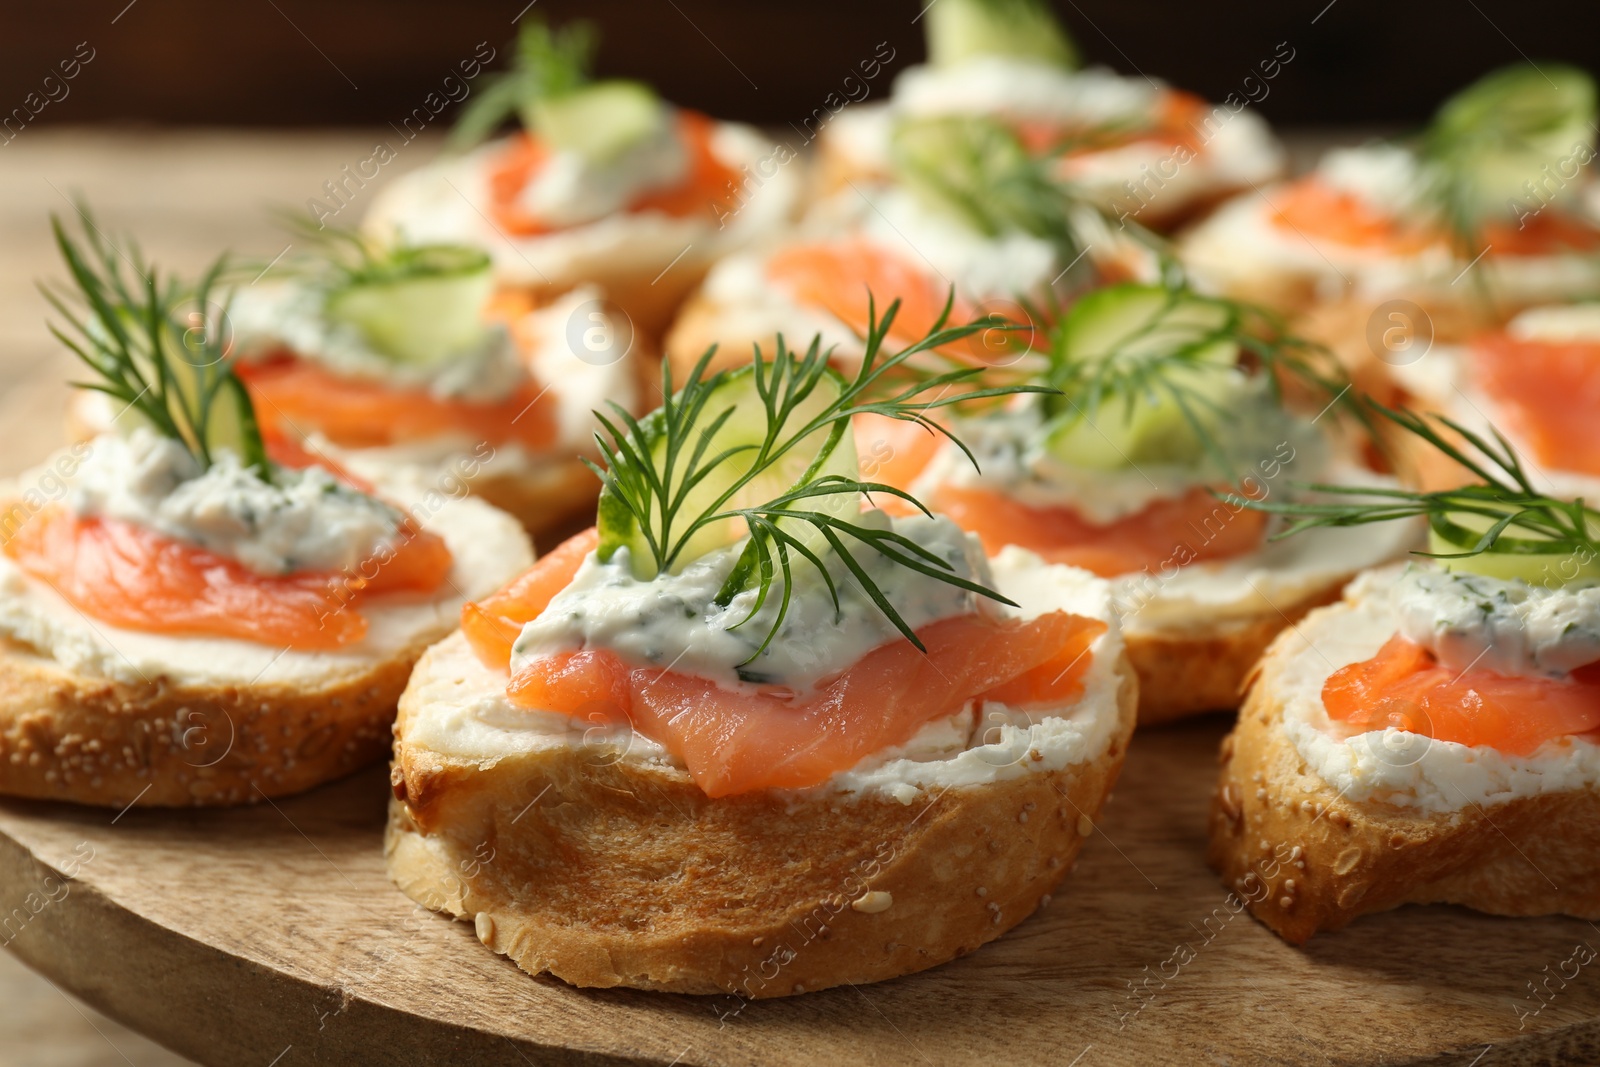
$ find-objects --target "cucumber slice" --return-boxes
[201,373,270,470]
[324,244,493,366]
[597,365,860,581]
[526,80,667,164]
[1426,63,1597,214]
[1044,284,1242,471]
[926,0,1078,70]
[1427,505,1600,585]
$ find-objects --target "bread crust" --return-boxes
[0,634,432,807]
[385,642,1137,996]
[464,460,598,548]
[1208,612,1600,944]
[505,263,712,348]
[1125,579,1345,725]
[1291,292,1499,408]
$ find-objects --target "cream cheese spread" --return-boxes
[516,113,689,227]
[0,453,533,685]
[1279,566,1600,814]
[230,282,525,404]
[511,512,990,690]
[1393,566,1600,678]
[67,429,402,577]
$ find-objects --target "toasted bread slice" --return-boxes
[1124,581,1346,725]
[385,558,1136,996]
[0,485,532,808]
[1208,576,1600,943]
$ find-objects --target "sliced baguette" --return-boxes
[0,483,532,808]
[1208,585,1600,943]
[0,635,420,807]
[1124,580,1346,725]
[385,553,1136,996]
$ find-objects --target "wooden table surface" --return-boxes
[3,127,1576,1067]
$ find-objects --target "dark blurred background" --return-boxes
[3,0,1599,133]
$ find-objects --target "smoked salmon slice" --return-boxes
[488,110,741,236]
[1271,177,1600,257]
[1323,634,1600,756]
[853,412,946,500]
[1015,89,1207,156]
[238,356,558,451]
[1480,212,1600,256]
[931,484,1268,578]
[4,506,452,651]
[507,610,1106,796]
[462,526,599,670]
[1467,333,1600,475]
[462,526,1107,795]
[1270,178,1436,253]
[767,240,989,349]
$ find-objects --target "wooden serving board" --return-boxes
[2,128,1597,1067]
[5,717,1600,1067]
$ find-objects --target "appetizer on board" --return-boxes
[1211,408,1600,942]
[857,280,1415,722]
[1182,64,1600,319]
[816,0,1283,230]
[69,227,638,543]
[665,107,1159,378]
[386,305,1136,996]
[364,18,803,341]
[0,215,532,807]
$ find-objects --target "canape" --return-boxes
[857,281,1416,723]
[665,107,1159,379]
[364,18,803,342]
[386,304,1136,996]
[0,215,531,807]
[816,0,1283,231]
[67,229,638,544]
[1182,64,1600,320]
[1379,300,1600,496]
[1211,406,1600,942]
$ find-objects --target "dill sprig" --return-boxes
[269,210,490,289]
[42,207,270,475]
[1416,62,1597,261]
[449,18,596,150]
[587,295,1052,658]
[1227,402,1600,561]
[1041,281,1359,477]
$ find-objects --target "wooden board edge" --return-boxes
[0,826,661,1067]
